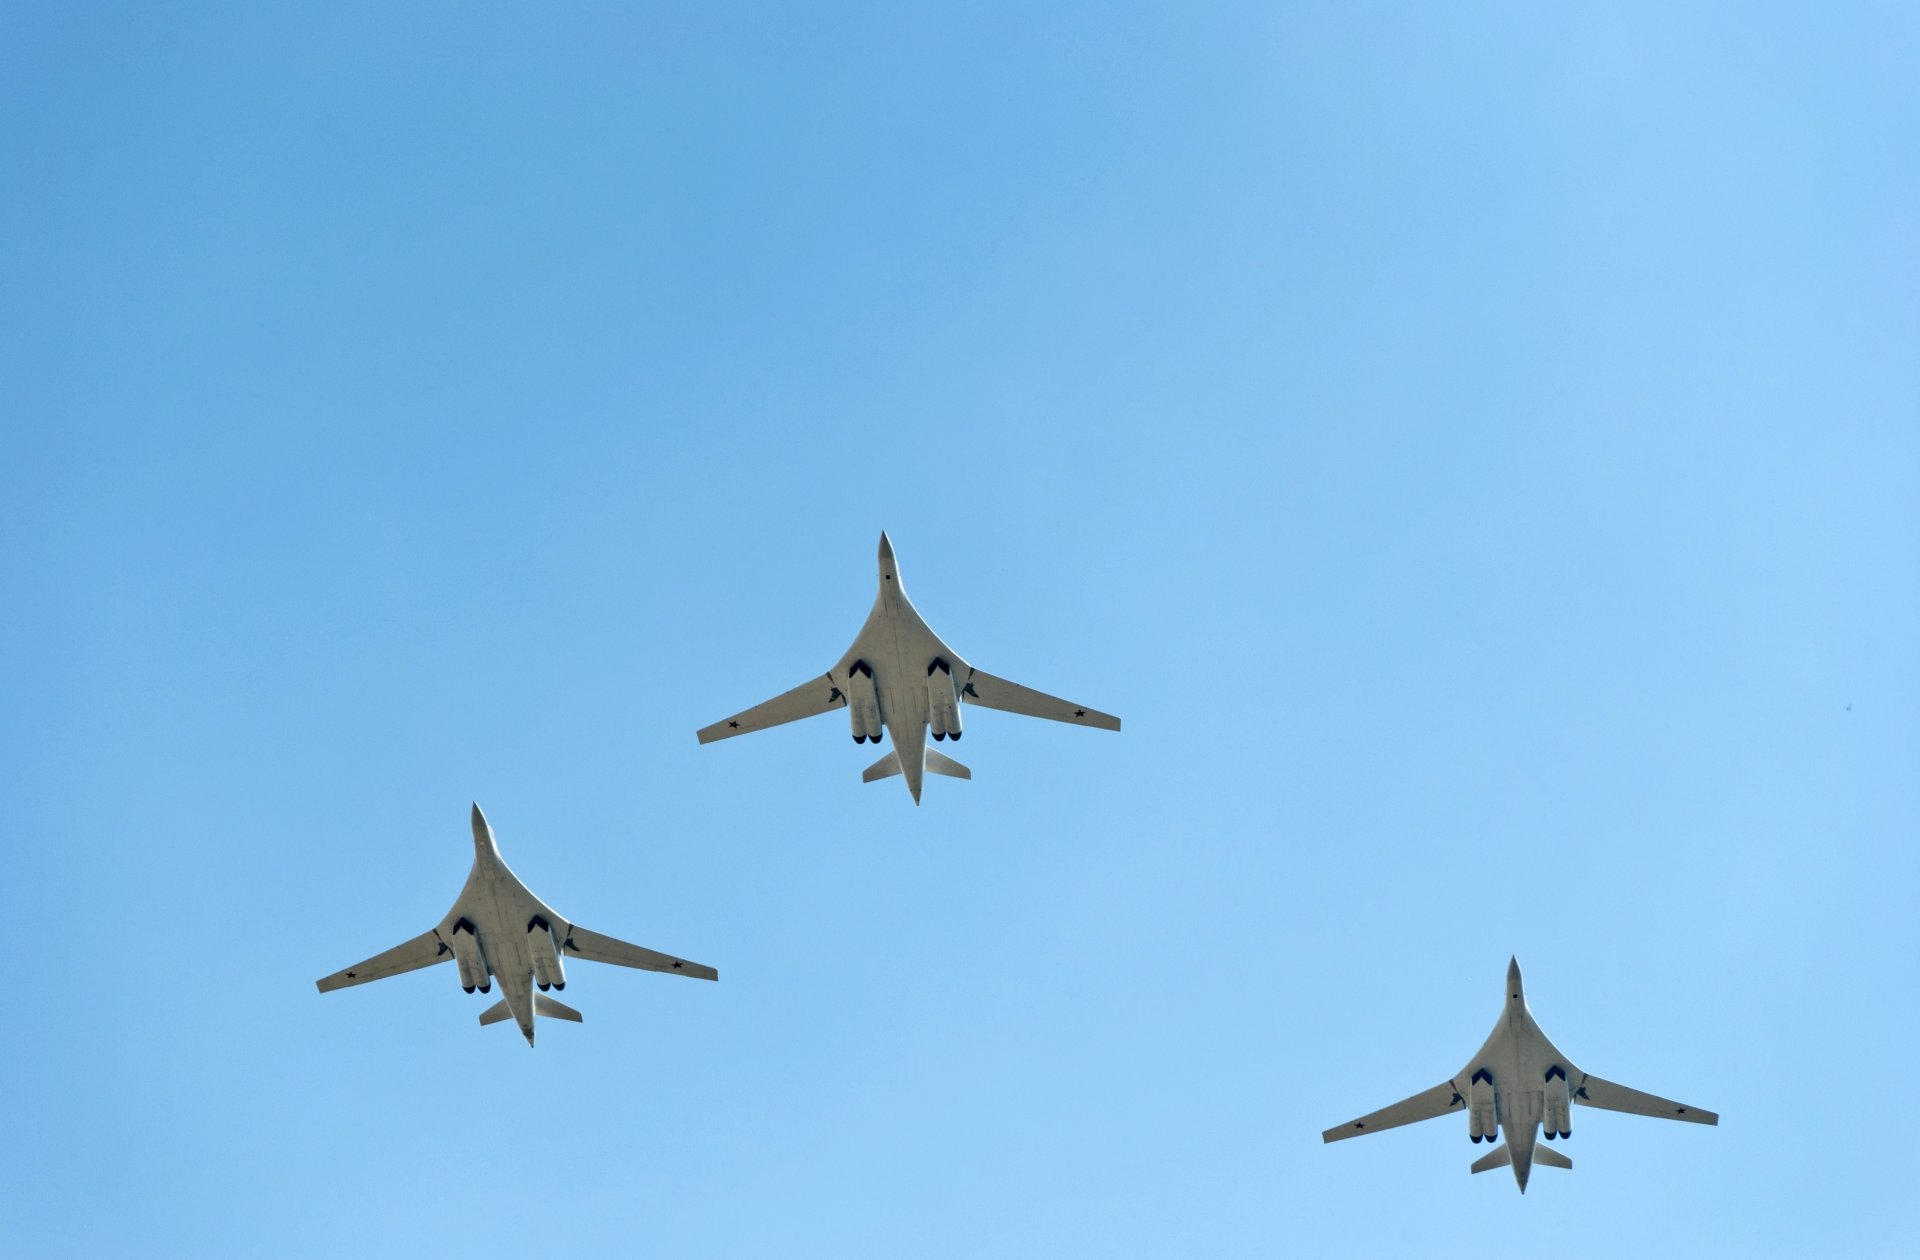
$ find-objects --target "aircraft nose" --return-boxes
[878,531,894,561]
[471,802,490,835]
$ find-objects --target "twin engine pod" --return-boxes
[528,915,567,992]
[842,658,970,743]
[845,661,882,743]
[449,918,491,994]
[927,658,963,742]
[1544,1066,1572,1140]
[1468,1070,1497,1143]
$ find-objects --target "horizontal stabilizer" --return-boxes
[1535,1145,1572,1171]
[535,994,582,1022]
[480,996,582,1025]
[862,751,900,782]
[1470,1144,1511,1175]
[926,750,971,780]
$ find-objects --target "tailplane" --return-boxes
[478,995,583,1025]
[1470,1144,1512,1175]
[1534,1145,1572,1171]
[535,994,582,1023]
[863,750,971,783]
[925,750,970,779]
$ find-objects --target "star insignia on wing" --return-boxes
[728,720,740,728]
[1074,709,1085,718]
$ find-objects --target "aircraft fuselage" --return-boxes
[825,535,971,803]
[1459,960,1576,1192]
[437,816,569,1046]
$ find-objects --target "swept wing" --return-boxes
[562,923,718,982]
[315,929,449,993]
[1322,1079,1465,1143]
[1574,1073,1718,1125]
[697,675,844,744]
[961,669,1121,730]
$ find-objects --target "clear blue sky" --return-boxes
[3,3,1915,1256]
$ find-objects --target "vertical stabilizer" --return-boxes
[889,718,927,804]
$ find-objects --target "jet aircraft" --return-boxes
[316,804,717,1045]
[1321,958,1716,1192]
[697,532,1121,803]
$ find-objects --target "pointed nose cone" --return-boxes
[877,531,903,598]
[1508,956,1523,1000]
[470,803,499,857]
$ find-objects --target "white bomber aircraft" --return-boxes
[316,804,716,1046]
[697,532,1120,803]
[1322,958,1717,1193]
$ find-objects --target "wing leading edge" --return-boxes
[961,669,1120,730]
[1322,1079,1465,1143]
[697,675,844,744]
[315,929,449,993]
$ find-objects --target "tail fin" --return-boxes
[1470,1143,1512,1175]
[925,750,971,780]
[1534,1145,1572,1171]
[478,999,513,1026]
[862,751,901,782]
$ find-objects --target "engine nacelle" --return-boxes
[846,662,882,743]
[528,916,567,991]
[1544,1068,1571,1140]
[927,659,961,741]
[1468,1071,1497,1143]
[449,918,490,994]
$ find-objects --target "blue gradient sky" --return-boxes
[3,4,1915,1256]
